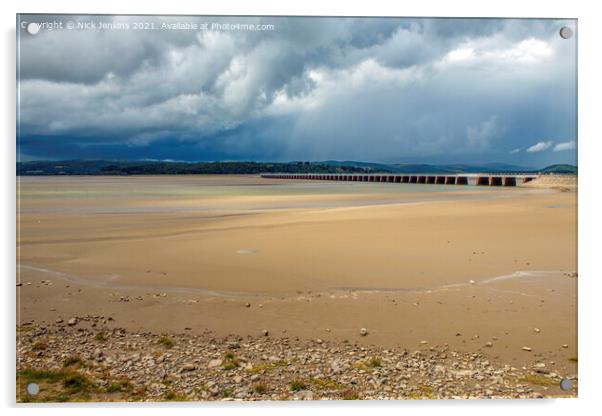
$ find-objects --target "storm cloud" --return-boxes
[17,15,577,166]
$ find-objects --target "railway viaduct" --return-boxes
[260,173,538,186]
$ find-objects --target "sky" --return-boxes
[17,15,577,167]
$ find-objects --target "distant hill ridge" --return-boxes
[16,160,577,176]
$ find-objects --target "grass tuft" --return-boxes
[158,335,174,349]
[106,379,133,393]
[352,356,383,371]
[253,382,268,394]
[289,379,307,392]
[94,332,108,342]
[312,377,344,391]
[222,351,240,370]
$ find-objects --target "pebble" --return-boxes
[207,359,223,368]
[67,318,77,326]
[181,363,196,372]
[262,330,269,337]
[533,328,540,333]
[360,328,368,336]
[521,347,532,352]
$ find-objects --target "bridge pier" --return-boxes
[490,176,503,186]
[477,176,489,186]
[504,177,516,186]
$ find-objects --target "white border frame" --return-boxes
[2,1,599,415]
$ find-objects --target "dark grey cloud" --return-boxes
[17,15,577,166]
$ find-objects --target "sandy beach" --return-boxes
[16,175,577,400]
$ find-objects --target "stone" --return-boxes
[469,280,476,285]
[533,328,540,333]
[233,375,243,383]
[562,344,569,348]
[360,328,368,336]
[330,359,348,374]
[181,363,196,372]
[208,359,223,368]
[67,318,77,326]
[521,347,532,352]
[295,390,314,400]
[245,303,251,308]
[262,329,269,337]
[55,318,63,324]
[485,342,493,347]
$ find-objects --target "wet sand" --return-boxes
[17,175,577,380]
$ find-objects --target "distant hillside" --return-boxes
[538,164,578,174]
[16,160,577,176]
[320,161,554,174]
[16,160,370,176]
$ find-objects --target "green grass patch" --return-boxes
[247,360,289,374]
[289,379,307,392]
[106,379,134,394]
[407,385,435,399]
[519,374,558,387]
[17,367,95,402]
[312,377,344,391]
[63,373,91,394]
[352,356,383,371]
[222,351,240,370]
[18,368,66,384]
[163,390,187,401]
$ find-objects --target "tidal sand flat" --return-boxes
[17,175,577,400]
